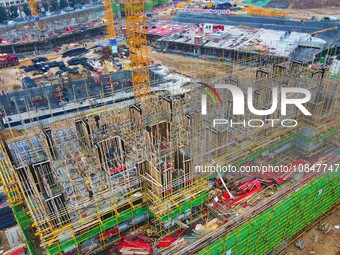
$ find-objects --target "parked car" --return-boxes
[68,57,87,65]
[22,77,37,89]
[45,61,60,68]
[81,61,94,70]
[32,57,48,63]
[24,66,35,72]
[33,63,49,72]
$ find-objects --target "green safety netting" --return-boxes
[243,0,272,7]
[112,0,168,11]
[198,171,340,255]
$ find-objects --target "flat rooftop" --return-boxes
[149,21,327,57]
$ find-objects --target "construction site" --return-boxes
[0,0,339,255]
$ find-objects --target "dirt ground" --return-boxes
[282,207,340,255]
[290,0,340,9]
[235,0,340,18]
[149,48,258,82]
[0,42,98,92]
[256,0,340,19]
[149,50,227,78]
[286,7,340,20]
[0,51,66,91]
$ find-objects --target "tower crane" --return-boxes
[27,0,42,31]
[103,0,116,39]
[124,0,151,100]
[28,0,38,17]
[103,0,151,111]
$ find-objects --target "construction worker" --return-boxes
[85,180,94,199]
[180,91,185,100]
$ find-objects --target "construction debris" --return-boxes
[295,239,307,250]
[317,223,334,234]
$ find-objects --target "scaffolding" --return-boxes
[104,0,116,39]
[0,56,338,254]
[192,170,340,255]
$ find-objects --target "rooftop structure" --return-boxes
[147,21,328,60]
[1,66,190,129]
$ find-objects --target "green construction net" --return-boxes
[197,171,340,255]
[112,0,168,11]
[243,0,272,7]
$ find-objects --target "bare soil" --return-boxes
[148,49,257,82]
[286,7,340,20]
[0,42,97,92]
[282,207,340,255]
[248,0,340,19]
[0,52,65,91]
[266,0,339,9]
[290,0,340,9]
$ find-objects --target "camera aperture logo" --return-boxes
[201,83,223,111]
[201,83,312,128]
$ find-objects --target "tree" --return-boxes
[59,0,68,9]
[23,4,31,16]
[0,6,7,22]
[50,0,58,11]
[42,2,49,12]
[9,6,18,18]
[69,0,82,7]
[13,85,21,91]
[69,0,75,7]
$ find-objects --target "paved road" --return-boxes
[174,13,340,42]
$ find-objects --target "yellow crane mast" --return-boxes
[27,0,42,31]
[104,0,116,38]
[28,0,38,17]
[124,0,151,99]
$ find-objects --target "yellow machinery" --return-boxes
[309,27,338,70]
[177,2,186,9]
[204,1,214,8]
[177,0,193,9]
[310,27,338,36]
[247,7,288,17]
[103,0,116,39]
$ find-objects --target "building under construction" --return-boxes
[0,1,339,255]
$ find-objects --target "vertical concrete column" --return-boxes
[34,44,38,55]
